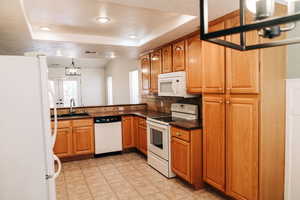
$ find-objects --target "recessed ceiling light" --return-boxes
[40,26,51,31]
[129,34,137,39]
[96,16,111,24]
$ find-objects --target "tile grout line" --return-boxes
[113,155,151,200]
[95,159,121,200]
[61,168,70,200]
[78,161,96,200]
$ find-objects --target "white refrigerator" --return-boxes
[0,55,60,200]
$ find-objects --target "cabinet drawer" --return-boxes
[51,120,71,129]
[138,117,146,127]
[72,119,93,127]
[171,126,190,142]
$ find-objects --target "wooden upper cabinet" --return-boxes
[73,126,94,155]
[186,35,202,94]
[202,22,226,94]
[226,96,259,200]
[226,16,260,94]
[53,127,73,158]
[122,116,134,149]
[162,45,173,73]
[203,95,226,192]
[140,55,151,93]
[150,50,162,93]
[171,137,191,182]
[173,40,186,71]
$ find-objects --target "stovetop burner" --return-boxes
[152,116,175,123]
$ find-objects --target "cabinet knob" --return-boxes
[226,101,230,104]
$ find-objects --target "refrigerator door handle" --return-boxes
[53,154,61,179]
[46,154,62,180]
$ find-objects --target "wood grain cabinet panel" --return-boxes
[186,35,202,94]
[140,55,151,93]
[150,50,162,93]
[73,126,94,155]
[226,16,260,94]
[53,127,73,158]
[202,22,226,94]
[226,96,259,200]
[122,116,134,149]
[171,137,191,182]
[138,125,147,155]
[173,40,186,71]
[162,45,173,73]
[203,95,226,192]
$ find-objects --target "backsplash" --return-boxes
[50,104,147,115]
[140,94,202,114]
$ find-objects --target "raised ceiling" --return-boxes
[0,0,238,58]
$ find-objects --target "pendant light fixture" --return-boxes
[65,58,81,76]
[200,0,300,51]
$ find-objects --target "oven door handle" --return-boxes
[147,120,169,130]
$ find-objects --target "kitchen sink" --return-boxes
[52,112,90,118]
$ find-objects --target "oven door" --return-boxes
[147,121,169,160]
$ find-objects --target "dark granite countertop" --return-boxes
[52,110,202,130]
[170,119,202,130]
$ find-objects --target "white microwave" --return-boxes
[158,71,195,98]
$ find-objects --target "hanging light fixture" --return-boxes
[65,58,81,76]
[200,0,300,51]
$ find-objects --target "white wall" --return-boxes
[104,57,139,105]
[48,67,106,106]
[288,22,300,78]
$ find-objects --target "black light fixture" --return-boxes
[65,58,81,76]
[200,0,300,51]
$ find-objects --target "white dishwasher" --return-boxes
[94,116,122,155]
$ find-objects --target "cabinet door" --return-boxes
[140,55,151,93]
[173,40,186,71]
[73,126,94,155]
[203,95,226,192]
[138,125,147,155]
[202,22,225,94]
[53,128,73,158]
[186,35,202,93]
[171,137,191,182]
[226,16,260,94]
[162,45,173,73]
[226,96,259,200]
[122,116,134,149]
[133,117,139,148]
[150,50,162,93]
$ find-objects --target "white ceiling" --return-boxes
[47,56,109,68]
[0,0,239,59]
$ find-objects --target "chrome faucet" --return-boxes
[70,98,76,113]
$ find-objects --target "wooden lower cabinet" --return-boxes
[52,119,94,159]
[226,96,259,200]
[73,126,94,155]
[203,95,259,200]
[136,117,147,156]
[171,126,203,189]
[122,116,134,149]
[53,127,73,158]
[138,125,147,155]
[203,95,226,192]
[171,137,191,181]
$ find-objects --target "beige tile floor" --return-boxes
[56,152,227,200]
